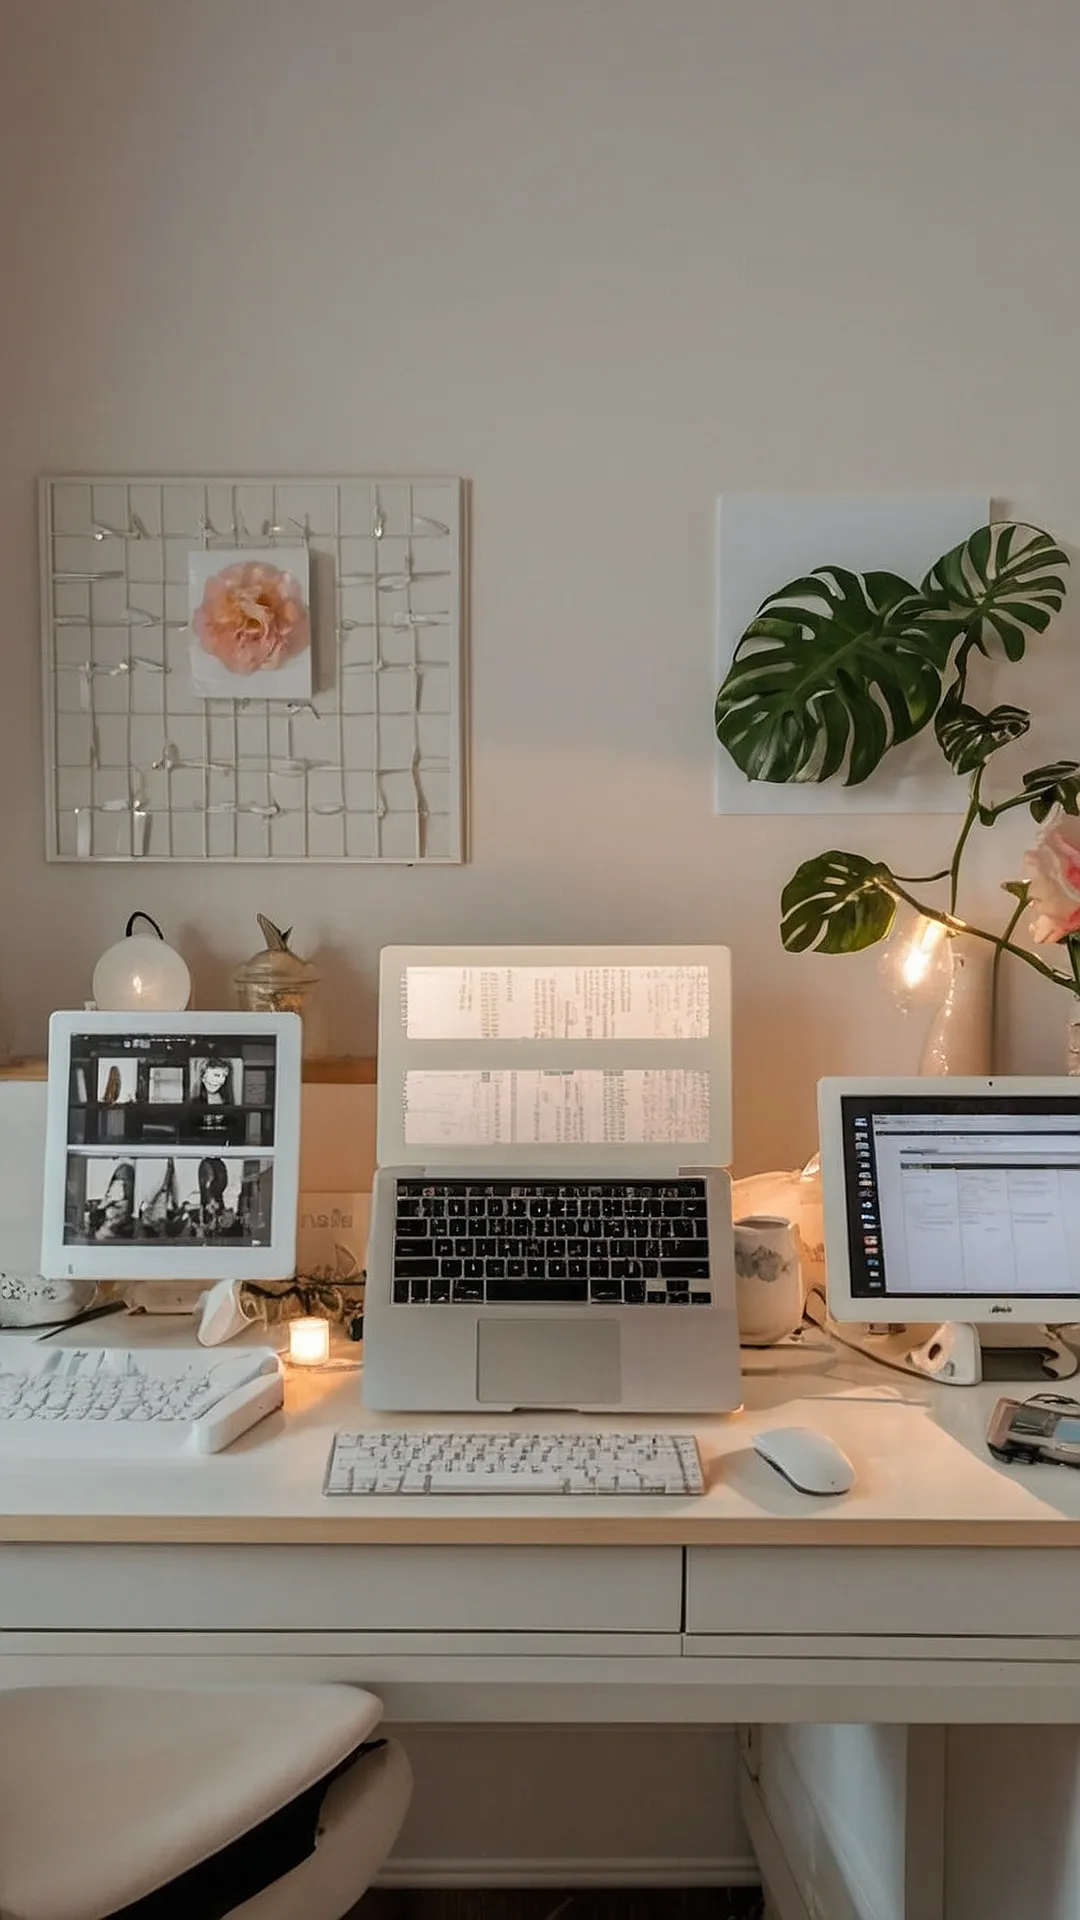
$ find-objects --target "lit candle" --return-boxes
[289,1315,330,1366]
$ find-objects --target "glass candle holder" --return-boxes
[289,1315,330,1366]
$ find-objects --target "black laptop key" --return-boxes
[485,1258,507,1278]
[396,1237,434,1260]
[540,1279,589,1301]
[527,1258,546,1279]
[690,1291,712,1305]
[661,1258,711,1279]
[548,1259,567,1278]
[592,1281,623,1302]
[453,1279,484,1302]
[625,1281,646,1303]
[434,1238,455,1258]
[588,1259,609,1279]
[669,1239,710,1260]
[395,1256,438,1278]
[568,1258,588,1278]
[410,1280,430,1303]
[430,1277,452,1303]
[392,1280,410,1303]
[507,1258,526,1278]
[395,1218,429,1238]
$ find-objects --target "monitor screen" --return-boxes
[840,1091,1080,1305]
[41,1012,302,1281]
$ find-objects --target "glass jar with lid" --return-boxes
[234,915,324,1056]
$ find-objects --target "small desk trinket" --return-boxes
[234,915,323,1056]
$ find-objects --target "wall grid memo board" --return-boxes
[39,475,467,863]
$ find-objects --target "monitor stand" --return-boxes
[124,1281,208,1315]
[904,1322,1078,1386]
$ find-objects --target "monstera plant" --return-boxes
[714,522,1080,1001]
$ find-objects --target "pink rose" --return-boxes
[1024,812,1080,943]
[193,562,310,675]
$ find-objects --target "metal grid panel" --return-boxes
[40,475,466,863]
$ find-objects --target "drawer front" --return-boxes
[0,1544,682,1632]
[686,1547,1080,1638]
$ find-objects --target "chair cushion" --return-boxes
[0,1684,383,1920]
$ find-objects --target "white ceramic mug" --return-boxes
[733,1214,804,1346]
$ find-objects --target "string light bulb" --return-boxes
[878,911,953,1009]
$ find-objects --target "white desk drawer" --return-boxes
[0,1544,681,1632]
[686,1548,1080,1638]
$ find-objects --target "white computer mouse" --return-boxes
[752,1426,855,1497]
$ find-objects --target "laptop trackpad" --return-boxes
[477,1319,622,1407]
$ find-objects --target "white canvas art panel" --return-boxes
[715,492,990,815]
[188,547,313,701]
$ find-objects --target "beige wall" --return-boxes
[3,0,1079,1173]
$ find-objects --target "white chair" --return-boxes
[0,1683,411,1920]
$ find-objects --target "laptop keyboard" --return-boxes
[391,1177,712,1307]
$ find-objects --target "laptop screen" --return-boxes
[378,946,733,1169]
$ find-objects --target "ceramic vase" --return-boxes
[1067,1004,1080,1076]
[733,1214,804,1346]
[919,934,992,1076]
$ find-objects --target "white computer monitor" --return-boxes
[819,1076,1080,1334]
[41,1011,302,1283]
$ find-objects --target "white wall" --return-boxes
[4,0,1080,1172]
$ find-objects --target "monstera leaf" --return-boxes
[1019,760,1080,823]
[933,684,1030,776]
[780,852,898,954]
[715,522,1069,790]
[715,569,949,786]
[921,523,1068,661]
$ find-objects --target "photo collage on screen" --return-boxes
[63,1033,278,1248]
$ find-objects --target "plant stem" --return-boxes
[948,765,983,917]
[886,879,1075,991]
[989,894,1027,1072]
[892,867,952,885]
[978,792,1034,825]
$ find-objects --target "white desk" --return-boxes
[5,1322,1080,1918]
[0,1320,1079,1728]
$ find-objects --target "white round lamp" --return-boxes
[92,912,192,1012]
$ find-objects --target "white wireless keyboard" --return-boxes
[325,1430,704,1496]
[0,1348,283,1455]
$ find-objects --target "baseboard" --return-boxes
[378,1855,760,1889]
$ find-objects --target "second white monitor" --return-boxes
[820,1075,1080,1326]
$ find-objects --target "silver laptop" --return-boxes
[362,945,741,1413]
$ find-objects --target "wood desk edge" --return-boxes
[0,1057,376,1084]
[2,1514,1079,1546]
